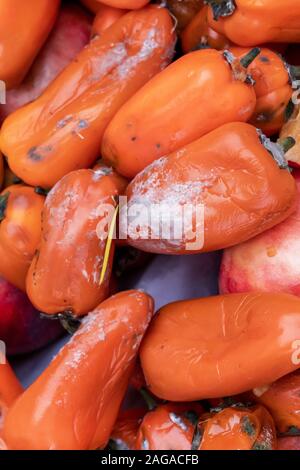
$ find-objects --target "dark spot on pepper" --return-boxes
[28,147,42,161]
[156,143,161,149]
[78,119,89,129]
[241,416,256,437]
[259,56,270,63]
[131,136,137,141]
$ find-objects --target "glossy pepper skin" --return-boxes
[26,168,127,317]
[252,371,300,435]
[109,408,146,450]
[280,106,300,168]
[3,290,154,450]
[135,403,203,450]
[231,47,293,136]
[197,406,276,450]
[181,5,230,53]
[102,48,258,179]
[0,185,45,292]
[0,361,23,433]
[0,6,176,189]
[0,0,60,89]
[206,0,300,46]
[91,4,127,38]
[99,0,149,8]
[124,122,296,255]
[140,293,300,401]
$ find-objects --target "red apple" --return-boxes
[219,171,300,296]
[0,4,92,122]
[0,277,63,356]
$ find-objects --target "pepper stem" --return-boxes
[289,65,300,80]
[240,48,261,69]
[140,387,157,411]
[278,137,296,154]
[0,192,10,222]
[205,0,236,21]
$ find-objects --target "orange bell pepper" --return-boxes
[102,48,259,178]
[181,5,230,52]
[0,6,175,188]
[0,0,60,89]
[91,4,127,38]
[109,408,146,450]
[140,292,300,401]
[197,406,276,450]
[26,167,127,317]
[167,0,204,32]
[231,47,295,136]
[0,185,44,291]
[280,106,300,168]
[3,290,154,450]
[135,402,203,450]
[0,361,23,436]
[206,0,300,46]
[252,370,300,435]
[124,122,296,255]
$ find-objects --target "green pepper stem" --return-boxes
[140,387,157,411]
[240,48,261,69]
[205,0,236,21]
[278,137,296,154]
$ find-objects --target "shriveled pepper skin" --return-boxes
[181,5,230,52]
[207,0,300,46]
[102,49,257,178]
[140,293,300,401]
[26,168,127,317]
[252,371,300,435]
[0,0,60,89]
[124,123,296,255]
[198,406,276,450]
[0,6,175,189]
[0,185,44,292]
[3,290,154,450]
[135,403,203,450]
[231,47,292,136]
[91,4,127,37]
[0,361,23,434]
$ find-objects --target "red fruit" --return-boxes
[219,171,300,296]
[0,4,92,123]
[0,277,63,355]
[277,437,300,450]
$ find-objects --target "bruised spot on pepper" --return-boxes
[78,120,89,129]
[28,145,52,161]
[259,56,270,63]
[256,111,274,123]
[156,143,161,149]
[131,136,137,141]
[28,147,43,161]
[241,416,256,437]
